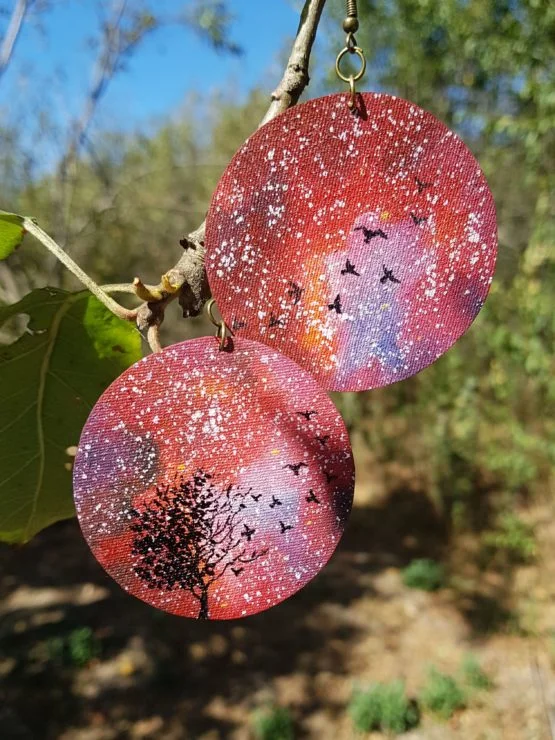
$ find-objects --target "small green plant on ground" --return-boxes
[482,512,537,564]
[461,654,493,691]
[46,627,100,667]
[419,668,465,719]
[253,705,295,740]
[402,558,446,592]
[349,681,419,734]
[349,685,381,733]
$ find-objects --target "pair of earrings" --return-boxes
[73,7,497,620]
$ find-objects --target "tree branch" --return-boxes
[135,0,328,335]
[0,0,29,84]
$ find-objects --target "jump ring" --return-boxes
[335,46,366,84]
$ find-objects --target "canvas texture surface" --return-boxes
[73,337,355,620]
[205,92,498,391]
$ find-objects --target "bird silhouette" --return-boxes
[380,265,401,284]
[341,259,360,276]
[328,294,343,314]
[251,493,262,502]
[324,471,338,483]
[410,212,428,225]
[306,490,320,504]
[231,567,244,577]
[316,435,330,447]
[297,410,317,420]
[284,462,308,476]
[232,317,246,330]
[354,226,388,243]
[415,177,433,194]
[279,521,294,534]
[287,281,304,305]
[269,496,282,509]
[242,524,255,542]
[269,313,285,328]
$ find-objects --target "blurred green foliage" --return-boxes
[482,512,537,563]
[461,654,494,691]
[419,668,466,719]
[253,705,295,740]
[1,0,553,529]
[46,627,101,667]
[402,558,446,591]
[349,681,419,734]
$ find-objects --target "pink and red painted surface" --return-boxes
[74,92,497,619]
[73,338,354,619]
[205,92,497,391]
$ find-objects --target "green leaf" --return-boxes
[0,210,26,260]
[0,288,141,543]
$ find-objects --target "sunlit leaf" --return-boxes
[0,210,26,260]
[0,288,141,543]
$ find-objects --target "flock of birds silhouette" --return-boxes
[231,408,336,574]
[229,177,432,330]
[213,178,436,578]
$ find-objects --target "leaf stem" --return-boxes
[101,283,138,295]
[23,218,137,321]
[146,325,163,354]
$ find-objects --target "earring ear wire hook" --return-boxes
[336,0,366,109]
[206,298,234,350]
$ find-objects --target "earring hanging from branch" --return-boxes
[336,0,367,109]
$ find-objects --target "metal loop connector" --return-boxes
[335,45,367,84]
[345,32,357,50]
[348,76,357,109]
[336,45,366,109]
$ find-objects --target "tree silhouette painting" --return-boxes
[129,470,268,619]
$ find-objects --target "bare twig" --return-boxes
[531,651,555,740]
[101,282,137,295]
[0,0,30,83]
[135,0,328,335]
[67,0,155,159]
[146,325,162,353]
[52,0,157,286]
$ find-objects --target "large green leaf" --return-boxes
[0,210,26,260]
[0,288,142,543]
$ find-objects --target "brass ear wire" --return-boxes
[206,298,233,350]
[344,0,359,34]
[336,0,367,109]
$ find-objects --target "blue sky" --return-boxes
[0,0,335,150]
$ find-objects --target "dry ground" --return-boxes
[1,441,554,739]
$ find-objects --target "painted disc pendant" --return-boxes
[205,92,497,391]
[73,337,354,619]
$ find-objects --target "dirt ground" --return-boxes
[1,441,555,740]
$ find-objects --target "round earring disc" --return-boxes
[73,337,354,620]
[205,92,497,391]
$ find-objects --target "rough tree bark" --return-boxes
[135,0,328,338]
